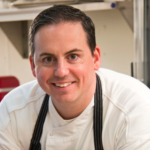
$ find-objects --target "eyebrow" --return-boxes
[40,53,55,57]
[65,49,82,55]
[39,49,83,57]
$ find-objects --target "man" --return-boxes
[0,5,150,150]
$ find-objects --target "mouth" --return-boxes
[52,82,75,88]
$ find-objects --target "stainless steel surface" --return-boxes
[11,0,103,8]
[134,0,144,82]
[0,0,14,8]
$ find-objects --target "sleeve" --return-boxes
[118,140,150,150]
[116,104,150,150]
[0,100,23,150]
[0,122,23,150]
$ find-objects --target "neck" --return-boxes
[52,94,94,120]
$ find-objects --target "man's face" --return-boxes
[30,22,100,105]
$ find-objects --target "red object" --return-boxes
[0,76,20,102]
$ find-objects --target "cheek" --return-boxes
[72,62,94,85]
[82,60,95,85]
[35,67,53,84]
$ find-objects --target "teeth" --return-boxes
[55,83,72,87]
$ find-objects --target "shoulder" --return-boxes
[0,80,45,130]
[96,68,150,148]
[2,80,45,112]
[96,68,150,114]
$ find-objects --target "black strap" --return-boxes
[94,74,103,150]
[29,94,49,150]
[29,74,103,150]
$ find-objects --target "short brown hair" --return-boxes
[29,5,96,57]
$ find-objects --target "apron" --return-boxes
[29,74,103,150]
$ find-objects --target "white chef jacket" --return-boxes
[0,68,150,150]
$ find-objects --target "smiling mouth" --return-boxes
[53,82,74,88]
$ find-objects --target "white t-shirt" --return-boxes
[0,68,150,150]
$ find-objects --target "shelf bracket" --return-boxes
[116,0,133,31]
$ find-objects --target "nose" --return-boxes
[54,60,69,78]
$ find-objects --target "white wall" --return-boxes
[0,9,133,85]
[0,22,35,84]
[85,9,133,75]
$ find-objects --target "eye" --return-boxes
[43,57,53,63]
[69,54,78,60]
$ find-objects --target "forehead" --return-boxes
[35,21,87,41]
[34,22,89,54]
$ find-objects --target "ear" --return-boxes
[29,55,36,77]
[93,45,101,70]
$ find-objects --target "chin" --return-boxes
[52,95,76,104]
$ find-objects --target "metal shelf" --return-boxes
[0,2,115,22]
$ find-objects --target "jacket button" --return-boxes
[50,132,53,136]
